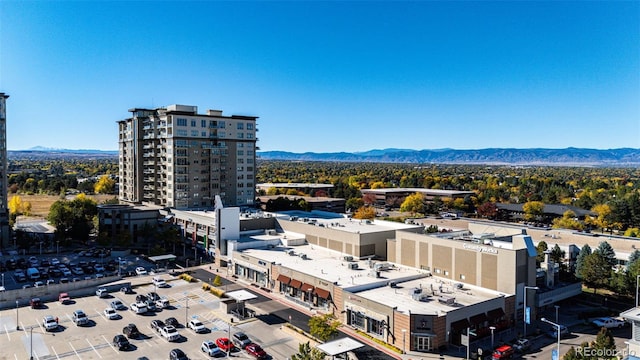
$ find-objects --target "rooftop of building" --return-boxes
[256,195,345,203]
[271,210,423,234]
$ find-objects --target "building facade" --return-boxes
[118,104,258,209]
[0,94,9,247]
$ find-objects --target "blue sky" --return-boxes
[0,1,638,152]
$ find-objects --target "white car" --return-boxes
[156,298,170,309]
[43,315,58,331]
[592,317,625,329]
[50,258,60,266]
[130,302,148,314]
[135,267,147,276]
[104,308,119,320]
[201,340,223,357]
[188,319,207,333]
[153,277,169,288]
[160,325,180,342]
[110,299,127,311]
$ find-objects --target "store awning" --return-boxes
[450,318,470,332]
[277,274,291,284]
[314,288,331,299]
[289,279,302,289]
[470,313,488,325]
[301,283,314,292]
[487,308,506,321]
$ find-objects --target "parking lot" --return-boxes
[0,274,301,359]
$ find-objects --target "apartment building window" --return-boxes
[247,150,254,156]
[237,166,244,171]
[237,158,244,164]
[237,150,244,156]
[201,131,207,137]
[238,133,244,139]
[237,123,244,130]
[247,158,253,164]
[218,121,225,128]
[209,120,217,128]
[176,149,187,156]
[246,123,253,130]
[238,143,244,147]
[219,131,226,138]
[201,120,206,127]
[191,120,196,127]
[369,319,385,337]
[177,118,187,126]
[247,175,253,180]
[191,130,199,137]
[177,129,188,137]
[247,133,254,139]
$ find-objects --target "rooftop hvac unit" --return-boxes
[287,250,296,256]
[388,281,397,288]
[348,263,359,270]
[299,253,307,260]
[368,270,380,278]
[343,256,354,262]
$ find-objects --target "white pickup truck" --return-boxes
[160,325,180,342]
[592,317,625,329]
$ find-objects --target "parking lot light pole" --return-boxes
[555,305,560,323]
[2,273,4,288]
[185,297,189,325]
[523,286,539,338]
[16,300,19,330]
[118,257,121,277]
[490,326,496,348]
[228,318,232,357]
[541,318,561,360]
[636,275,640,307]
[30,326,34,360]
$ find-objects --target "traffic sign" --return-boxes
[525,306,531,324]
[552,348,558,360]
[461,334,469,346]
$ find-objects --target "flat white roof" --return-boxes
[226,290,258,302]
[276,212,422,235]
[361,188,475,196]
[257,183,334,189]
[352,276,506,315]
[241,244,427,288]
[316,337,364,355]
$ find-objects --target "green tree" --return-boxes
[628,250,640,268]
[290,342,325,360]
[575,244,591,279]
[94,175,116,194]
[400,192,425,214]
[552,210,584,230]
[562,346,583,360]
[550,244,565,264]
[213,275,222,287]
[308,314,340,342]
[591,327,616,359]
[596,241,617,269]
[625,228,640,237]
[581,251,611,293]
[353,206,375,220]
[523,201,545,221]
[345,197,364,212]
[536,241,549,263]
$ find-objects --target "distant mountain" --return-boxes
[258,148,640,166]
[9,147,118,160]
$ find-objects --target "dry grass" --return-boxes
[8,194,117,218]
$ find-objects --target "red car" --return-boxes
[245,343,267,359]
[215,337,234,352]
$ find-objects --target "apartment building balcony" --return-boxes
[143,185,155,191]
[143,161,155,166]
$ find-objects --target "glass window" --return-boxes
[237,123,244,130]
[201,120,206,127]
[246,123,253,130]
[177,118,187,126]
[191,120,196,127]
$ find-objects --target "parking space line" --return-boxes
[86,338,103,358]
[68,342,81,359]
[4,325,9,340]
[13,353,17,360]
[51,345,60,360]
[95,309,107,322]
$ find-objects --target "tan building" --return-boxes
[118,104,258,209]
[360,188,475,208]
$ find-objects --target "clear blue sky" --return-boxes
[0,1,638,152]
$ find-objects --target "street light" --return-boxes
[541,317,561,360]
[489,326,496,348]
[16,300,19,330]
[118,257,122,277]
[555,305,560,323]
[402,329,407,354]
[228,318,233,357]
[523,286,539,338]
[1,273,4,288]
[185,297,189,326]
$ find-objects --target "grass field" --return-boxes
[8,194,117,218]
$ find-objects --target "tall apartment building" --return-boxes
[0,93,9,247]
[118,104,258,209]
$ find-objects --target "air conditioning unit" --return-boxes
[343,256,354,262]
[287,250,296,256]
[299,253,307,260]
[388,281,397,288]
[348,263,359,270]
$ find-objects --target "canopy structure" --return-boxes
[226,290,258,302]
[148,254,177,262]
[316,337,364,357]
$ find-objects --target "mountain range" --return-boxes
[257,148,640,166]
[6,147,640,166]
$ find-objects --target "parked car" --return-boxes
[123,323,140,338]
[43,315,59,331]
[96,287,109,298]
[113,334,130,350]
[72,310,89,326]
[513,338,531,352]
[201,340,223,357]
[131,302,148,314]
[59,292,71,304]
[592,317,625,329]
[215,337,234,352]
[104,308,119,320]
[492,345,514,360]
[188,319,207,333]
[160,325,180,342]
[153,277,169,288]
[165,317,180,328]
[30,297,43,309]
[169,348,189,360]
[135,267,148,275]
[136,294,148,303]
[151,319,166,332]
[120,286,133,294]
[156,298,170,309]
[147,292,160,301]
[245,343,268,359]
[232,332,251,349]
[145,299,157,312]
[111,299,127,311]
